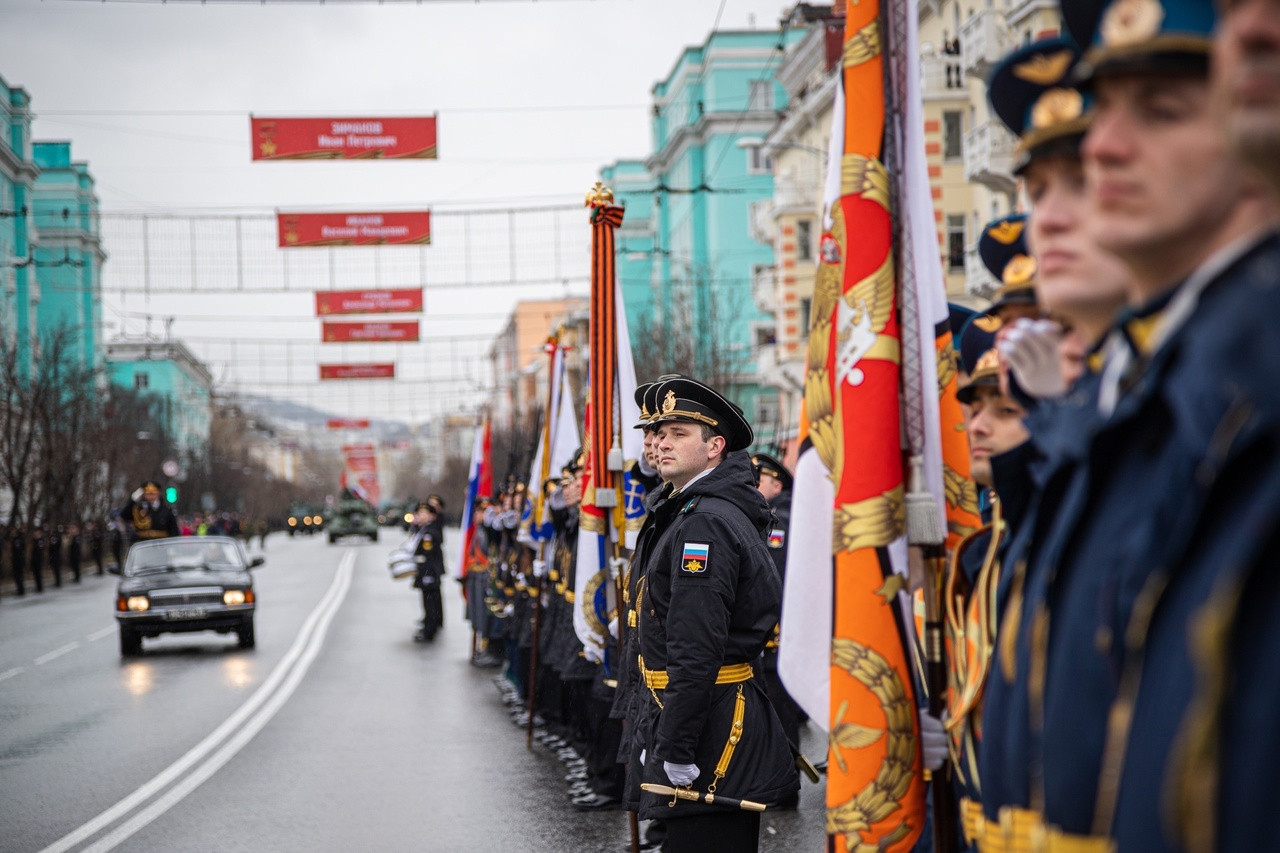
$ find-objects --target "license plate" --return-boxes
[163,608,208,621]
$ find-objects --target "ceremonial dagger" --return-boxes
[640,783,767,812]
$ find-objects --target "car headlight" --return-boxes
[303,515,312,525]
[223,589,247,606]
[288,517,297,527]
[403,512,413,523]
[314,515,323,524]
[126,595,150,612]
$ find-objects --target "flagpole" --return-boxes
[527,333,562,752]
[585,181,639,853]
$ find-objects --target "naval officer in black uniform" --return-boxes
[625,376,798,853]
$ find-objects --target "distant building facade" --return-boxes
[106,338,214,457]
[0,73,105,377]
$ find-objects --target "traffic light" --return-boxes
[165,486,178,503]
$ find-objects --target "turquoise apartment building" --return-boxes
[0,72,38,374]
[106,339,214,458]
[32,141,106,371]
[0,72,105,377]
[603,26,807,446]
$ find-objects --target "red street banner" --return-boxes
[279,212,431,248]
[342,444,378,471]
[327,418,371,429]
[251,116,438,161]
[315,289,424,316]
[321,321,419,343]
[319,363,396,381]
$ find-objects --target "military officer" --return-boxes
[1214,0,1280,198]
[947,322,1033,849]
[412,496,446,642]
[121,481,179,544]
[977,214,1041,326]
[985,37,1131,395]
[625,376,798,853]
[977,0,1280,847]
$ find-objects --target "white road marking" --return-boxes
[34,642,82,666]
[39,550,356,853]
[0,667,26,683]
[87,626,116,642]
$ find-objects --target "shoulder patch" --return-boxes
[768,529,786,549]
[680,542,710,574]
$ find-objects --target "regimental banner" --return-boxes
[278,211,431,248]
[340,443,379,506]
[327,418,371,429]
[321,321,419,343]
[315,289,424,316]
[319,363,396,381]
[251,116,438,161]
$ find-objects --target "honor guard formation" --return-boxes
[430,0,1280,850]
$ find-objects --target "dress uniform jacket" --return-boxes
[1101,231,1280,852]
[982,232,1280,845]
[625,451,799,819]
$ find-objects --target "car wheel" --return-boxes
[328,533,337,544]
[238,619,256,650]
[120,627,142,657]
[368,531,378,542]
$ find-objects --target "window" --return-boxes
[943,111,964,161]
[796,220,814,261]
[746,145,773,175]
[755,394,781,432]
[799,297,812,336]
[749,80,774,112]
[134,371,150,390]
[947,214,966,272]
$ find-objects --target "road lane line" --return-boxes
[83,551,356,853]
[38,550,356,853]
[0,667,25,683]
[87,626,116,642]
[35,642,82,665]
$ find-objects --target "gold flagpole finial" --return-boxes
[585,181,614,207]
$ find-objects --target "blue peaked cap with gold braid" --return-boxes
[1064,0,1216,85]
[987,37,1090,174]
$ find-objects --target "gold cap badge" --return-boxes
[662,390,676,414]
[1101,0,1166,48]
[1003,254,1038,287]
[1030,88,1085,130]
[1013,50,1075,85]
[987,220,1025,245]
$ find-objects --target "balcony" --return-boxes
[772,168,823,214]
[752,264,778,315]
[920,52,968,102]
[963,120,1018,194]
[960,8,1014,79]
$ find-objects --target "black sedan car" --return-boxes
[112,536,263,656]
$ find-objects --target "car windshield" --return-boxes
[125,540,245,576]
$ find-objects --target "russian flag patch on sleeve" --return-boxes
[680,542,710,574]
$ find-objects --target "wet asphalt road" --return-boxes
[0,531,828,852]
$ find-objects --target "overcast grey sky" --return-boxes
[1,0,798,423]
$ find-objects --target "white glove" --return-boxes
[664,761,700,787]
[609,556,628,581]
[639,749,646,766]
[997,318,1067,399]
[583,635,605,664]
[606,616,619,641]
[532,559,547,578]
[919,711,947,772]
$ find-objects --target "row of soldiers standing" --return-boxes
[0,521,119,595]
[933,0,1280,849]
[459,375,809,852]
